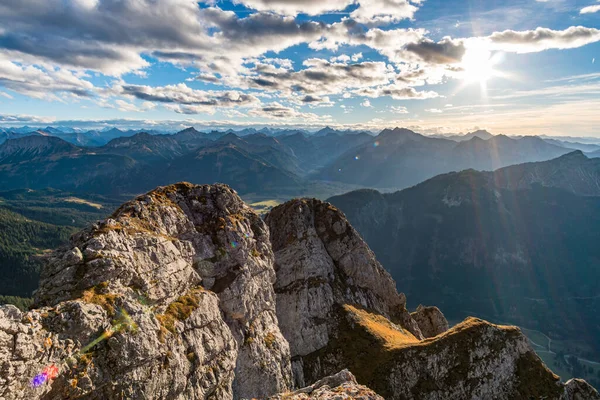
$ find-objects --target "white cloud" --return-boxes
[350,0,421,25]
[0,114,56,124]
[227,0,353,16]
[361,99,373,107]
[243,59,395,99]
[0,56,94,100]
[390,105,409,114]
[351,53,363,62]
[330,54,351,63]
[0,1,599,125]
[226,0,422,24]
[0,1,329,77]
[355,84,440,100]
[115,83,260,115]
[544,72,600,83]
[3,98,600,136]
[114,99,157,113]
[482,26,600,53]
[581,3,600,14]
[248,102,333,121]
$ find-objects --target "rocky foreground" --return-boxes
[0,183,598,399]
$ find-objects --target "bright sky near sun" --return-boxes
[0,0,599,136]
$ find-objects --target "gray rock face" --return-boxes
[265,198,423,387]
[270,370,384,399]
[1,183,291,399]
[562,378,600,400]
[266,198,600,400]
[410,305,449,338]
[378,318,562,400]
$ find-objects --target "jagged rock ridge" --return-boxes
[0,183,598,400]
[2,183,291,399]
[270,370,383,399]
[265,198,423,388]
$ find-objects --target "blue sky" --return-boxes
[0,0,599,135]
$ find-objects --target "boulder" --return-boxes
[410,305,449,338]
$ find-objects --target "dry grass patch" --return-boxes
[157,288,205,334]
[63,197,103,209]
[344,304,419,350]
[81,283,118,317]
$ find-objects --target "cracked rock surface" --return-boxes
[269,369,384,399]
[410,305,449,338]
[2,183,290,399]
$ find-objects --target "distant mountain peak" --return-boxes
[468,129,493,138]
[518,135,545,142]
[178,127,201,135]
[0,135,78,159]
[217,132,243,143]
[104,131,165,148]
[489,134,514,143]
[129,131,153,139]
[378,127,420,139]
[557,149,587,160]
[456,129,495,141]
[464,135,486,143]
[315,126,339,137]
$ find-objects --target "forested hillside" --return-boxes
[0,208,75,296]
[0,189,116,298]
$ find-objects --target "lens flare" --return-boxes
[30,309,137,389]
[31,364,59,388]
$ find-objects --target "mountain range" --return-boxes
[1,126,598,198]
[317,128,578,189]
[328,151,600,366]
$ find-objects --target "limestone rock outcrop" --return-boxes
[265,198,422,387]
[270,369,384,399]
[1,183,291,399]
[410,305,449,338]
[562,378,600,400]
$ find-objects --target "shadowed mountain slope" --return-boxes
[318,128,572,189]
[329,153,600,367]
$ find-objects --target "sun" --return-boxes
[452,44,509,97]
[461,48,497,84]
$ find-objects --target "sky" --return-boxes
[0,0,599,136]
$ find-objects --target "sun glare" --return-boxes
[462,48,496,84]
[454,44,506,96]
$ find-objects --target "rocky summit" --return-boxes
[1,183,599,400]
